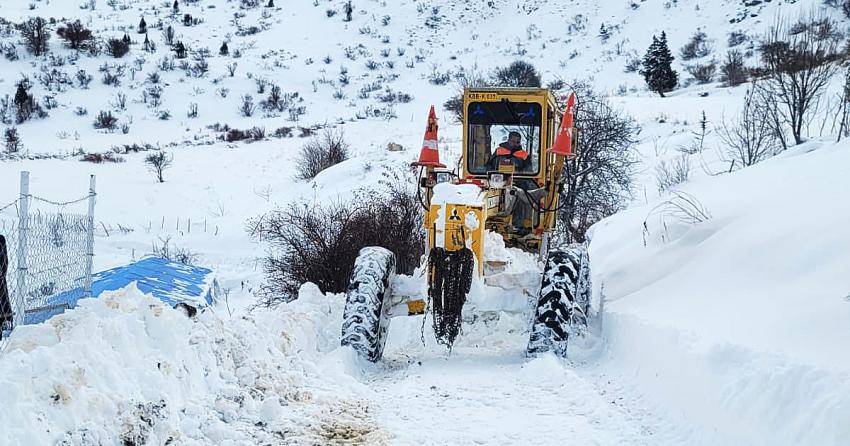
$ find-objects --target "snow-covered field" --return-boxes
[2,0,850,444]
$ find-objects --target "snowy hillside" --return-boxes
[2,0,850,444]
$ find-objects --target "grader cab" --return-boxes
[341,88,592,362]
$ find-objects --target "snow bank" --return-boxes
[589,141,850,445]
[0,283,387,445]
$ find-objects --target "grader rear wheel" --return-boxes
[527,246,591,357]
[341,247,396,362]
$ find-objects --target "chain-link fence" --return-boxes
[0,171,95,336]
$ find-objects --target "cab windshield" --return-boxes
[466,101,542,175]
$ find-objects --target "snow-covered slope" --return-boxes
[2,0,850,444]
[589,140,850,445]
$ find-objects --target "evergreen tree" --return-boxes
[172,0,179,11]
[219,41,229,56]
[122,33,131,45]
[344,1,353,22]
[138,17,147,34]
[267,0,274,7]
[640,32,678,97]
[599,24,610,42]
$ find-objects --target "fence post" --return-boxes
[84,175,96,298]
[14,171,30,328]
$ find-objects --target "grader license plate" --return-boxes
[468,93,498,100]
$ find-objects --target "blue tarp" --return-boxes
[25,257,216,324]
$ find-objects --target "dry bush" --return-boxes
[296,128,349,180]
[81,152,125,163]
[149,236,198,265]
[717,86,780,169]
[655,154,690,192]
[248,168,424,303]
[680,30,713,60]
[686,60,717,84]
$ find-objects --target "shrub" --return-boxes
[239,94,255,117]
[686,60,717,84]
[273,126,293,138]
[81,152,125,163]
[492,60,541,87]
[721,50,748,87]
[93,110,118,130]
[13,79,46,124]
[224,126,265,142]
[57,20,94,50]
[248,168,424,302]
[680,30,712,60]
[4,127,22,153]
[106,38,130,58]
[149,236,197,265]
[727,31,747,47]
[296,128,349,180]
[655,154,690,192]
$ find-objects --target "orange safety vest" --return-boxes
[495,147,528,160]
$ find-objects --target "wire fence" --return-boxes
[0,172,95,336]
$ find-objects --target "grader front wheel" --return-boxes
[527,246,591,357]
[341,247,396,362]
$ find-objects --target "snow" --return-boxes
[430,182,484,206]
[0,282,389,445]
[1,0,849,443]
[587,140,850,445]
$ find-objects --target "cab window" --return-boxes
[466,101,542,175]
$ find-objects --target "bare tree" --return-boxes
[717,85,780,169]
[145,151,173,183]
[557,81,639,243]
[756,13,843,145]
[834,68,850,142]
[18,17,50,56]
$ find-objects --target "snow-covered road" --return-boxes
[353,313,682,446]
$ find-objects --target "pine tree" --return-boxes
[599,24,610,42]
[267,0,274,7]
[138,17,147,34]
[344,1,353,22]
[219,41,229,56]
[172,0,179,11]
[640,32,678,97]
[143,33,153,52]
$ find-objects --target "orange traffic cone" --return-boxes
[412,105,446,168]
[550,92,576,157]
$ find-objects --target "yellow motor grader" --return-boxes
[341,87,591,361]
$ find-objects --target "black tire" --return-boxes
[527,245,591,357]
[341,247,396,362]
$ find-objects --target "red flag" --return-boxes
[550,92,576,157]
